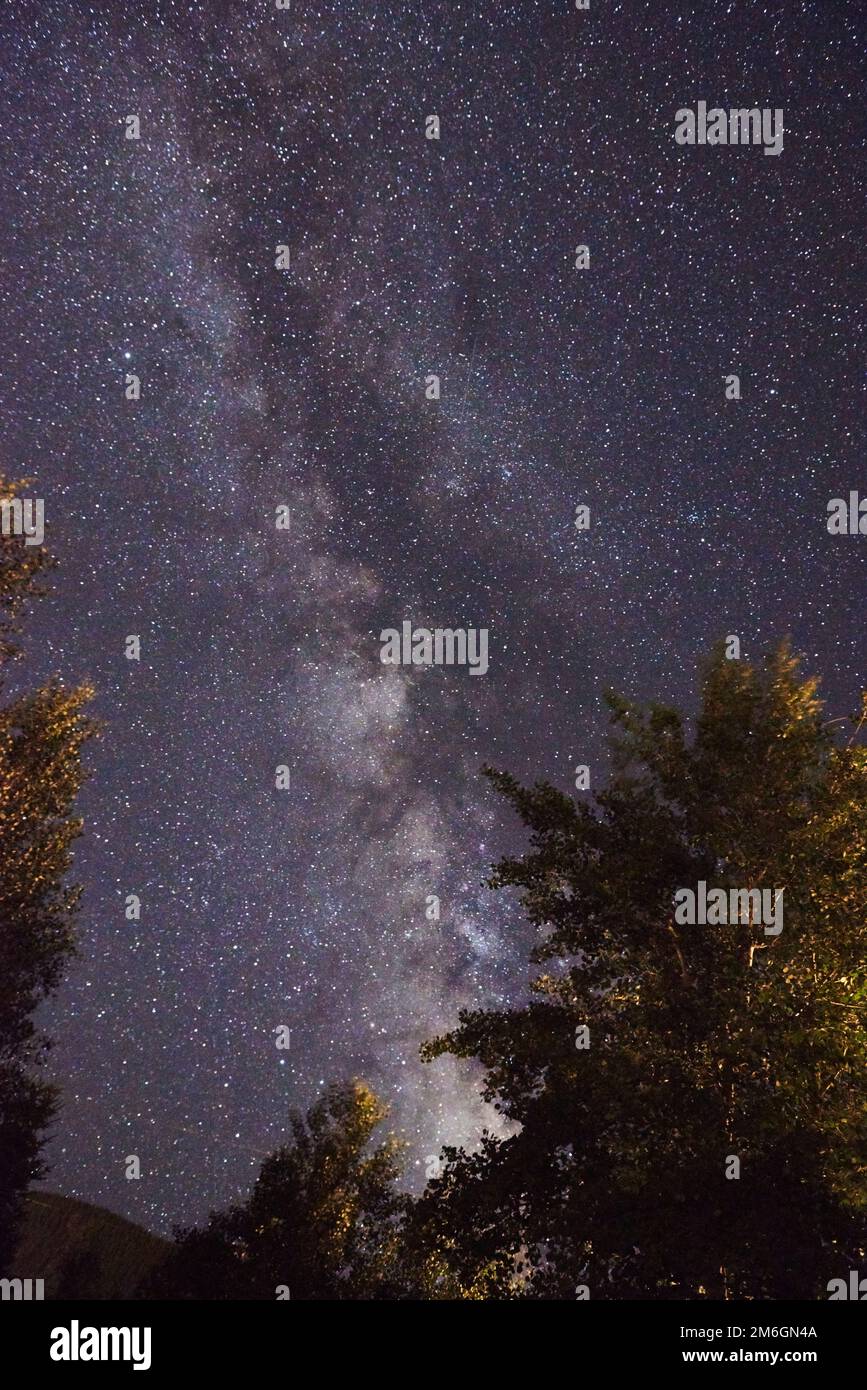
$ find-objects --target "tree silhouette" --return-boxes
[145,1080,410,1299]
[422,641,867,1299]
[0,475,95,1273]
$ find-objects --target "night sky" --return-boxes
[0,0,864,1235]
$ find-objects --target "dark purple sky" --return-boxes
[0,0,863,1233]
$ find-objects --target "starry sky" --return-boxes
[0,0,864,1235]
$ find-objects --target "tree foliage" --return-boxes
[423,641,867,1298]
[145,1081,411,1299]
[0,475,94,1272]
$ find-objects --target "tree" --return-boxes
[145,1081,410,1299]
[0,475,95,1272]
[423,641,867,1299]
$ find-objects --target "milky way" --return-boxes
[0,0,864,1233]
